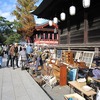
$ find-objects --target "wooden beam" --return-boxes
[84,12,88,44]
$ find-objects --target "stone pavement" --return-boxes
[0,57,73,100]
[0,58,51,100]
[42,85,71,100]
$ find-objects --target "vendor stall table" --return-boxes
[68,81,96,100]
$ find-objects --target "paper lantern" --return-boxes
[60,12,66,21]
[83,0,90,8]
[49,20,53,26]
[69,5,76,16]
[53,17,58,24]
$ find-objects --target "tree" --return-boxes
[0,34,6,44]
[4,33,21,44]
[0,16,14,44]
[12,0,38,43]
[0,16,22,44]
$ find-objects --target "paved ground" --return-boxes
[0,57,73,100]
[42,85,72,100]
[0,58,51,100]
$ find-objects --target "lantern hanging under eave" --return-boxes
[83,0,90,8]
[60,12,66,21]
[49,20,53,26]
[69,5,76,16]
[53,17,58,24]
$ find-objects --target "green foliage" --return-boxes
[0,16,17,36]
[0,34,6,44]
[5,33,21,44]
[0,16,18,44]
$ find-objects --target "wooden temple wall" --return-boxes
[60,17,100,46]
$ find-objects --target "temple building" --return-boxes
[33,22,58,46]
[32,0,100,51]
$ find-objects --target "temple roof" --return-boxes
[35,22,58,29]
[32,0,100,29]
[34,22,58,33]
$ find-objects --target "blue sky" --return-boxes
[0,0,47,24]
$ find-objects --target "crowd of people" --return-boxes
[0,43,51,72]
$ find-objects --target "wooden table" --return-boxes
[64,93,86,100]
[68,81,96,100]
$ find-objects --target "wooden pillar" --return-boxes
[67,31,70,45]
[43,33,45,39]
[95,47,99,57]
[39,34,41,39]
[58,29,61,44]
[48,33,50,39]
[52,33,54,40]
[67,18,71,46]
[36,34,38,39]
[48,33,50,44]
[57,34,58,40]
[84,12,88,44]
